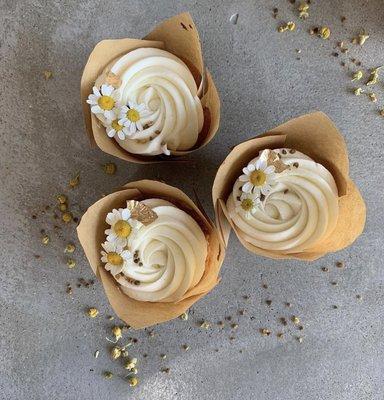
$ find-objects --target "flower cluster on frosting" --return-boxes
[87,85,156,146]
[100,198,208,303]
[100,207,141,276]
[236,152,277,219]
[87,48,204,157]
[228,148,339,254]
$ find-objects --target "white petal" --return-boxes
[130,123,136,134]
[264,166,275,174]
[91,105,102,114]
[239,174,249,182]
[247,163,256,172]
[121,209,131,220]
[106,213,115,224]
[101,84,111,96]
[107,128,116,138]
[261,185,271,195]
[242,182,253,193]
[93,86,101,96]
[242,167,250,175]
[117,130,125,140]
[104,110,115,120]
[258,160,267,170]
[121,250,131,259]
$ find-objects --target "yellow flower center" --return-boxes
[114,220,132,238]
[111,119,123,131]
[98,95,115,110]
[107,252,123,266]
[241,198,254,211]
[127,108,140,122]
[250,170,266,186]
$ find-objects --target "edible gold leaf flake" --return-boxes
[265,150,290,173]
[105,72,121,88]
[126,200,158,225]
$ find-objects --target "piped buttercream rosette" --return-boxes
[100,198,208,303]
[226,148,339,254]
[87,48,204,156]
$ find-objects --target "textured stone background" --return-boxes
[1,0,383,399]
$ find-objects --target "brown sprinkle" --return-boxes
[87,308,99,318]
[62,212,73,223]
[103,371,113,379]
[41,235,50,245]
[260,328,271,336]
[103,162,117,175]
[69,173,80,188]
[66,258,76,269]
[291,316,300,324]
[43,70,53,80]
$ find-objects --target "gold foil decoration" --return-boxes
[126,200,158,225]
[105,72,122,88]
[265,149,290,173]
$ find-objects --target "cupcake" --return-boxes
[81,13,220,163]
[212,112,366,261]
[77,180,225,328]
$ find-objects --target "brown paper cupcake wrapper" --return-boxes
[80,12,220,163]
[212,112,366,261]
[77,180,225,329]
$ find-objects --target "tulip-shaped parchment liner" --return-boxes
[80,12,220,164]
[212,112,366,261]
[77,180,225,329]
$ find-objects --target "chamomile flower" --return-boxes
[236,194,261,219]
[106,119,129,140]
[87,84,120,121]
[105,208,140,247]
[118,101,151,135]
[239,159,276,196]
[101,241,133,276]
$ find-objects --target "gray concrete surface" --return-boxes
[1,0,383,399]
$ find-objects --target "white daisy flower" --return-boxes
[101,241,132,276]
[118,101,151,135]
[87,84,120,121]
[105,119,130,140]
[239,158,276,196]
[105,208,141,247]
[236,193,261,219]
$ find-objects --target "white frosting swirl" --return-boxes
[227,149,339,254]
[115,199,207,302]
[110,48,204,155]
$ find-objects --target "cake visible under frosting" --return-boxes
[226,148,339,254]
[88,48,204,156]
[101,199,207,303]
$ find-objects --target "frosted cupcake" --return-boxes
[101,198,208,302]
[226,148,339,255]
[77,180,225,328]
[87,48,204,156]
[81,13,220,162]
[212,112,366,261]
